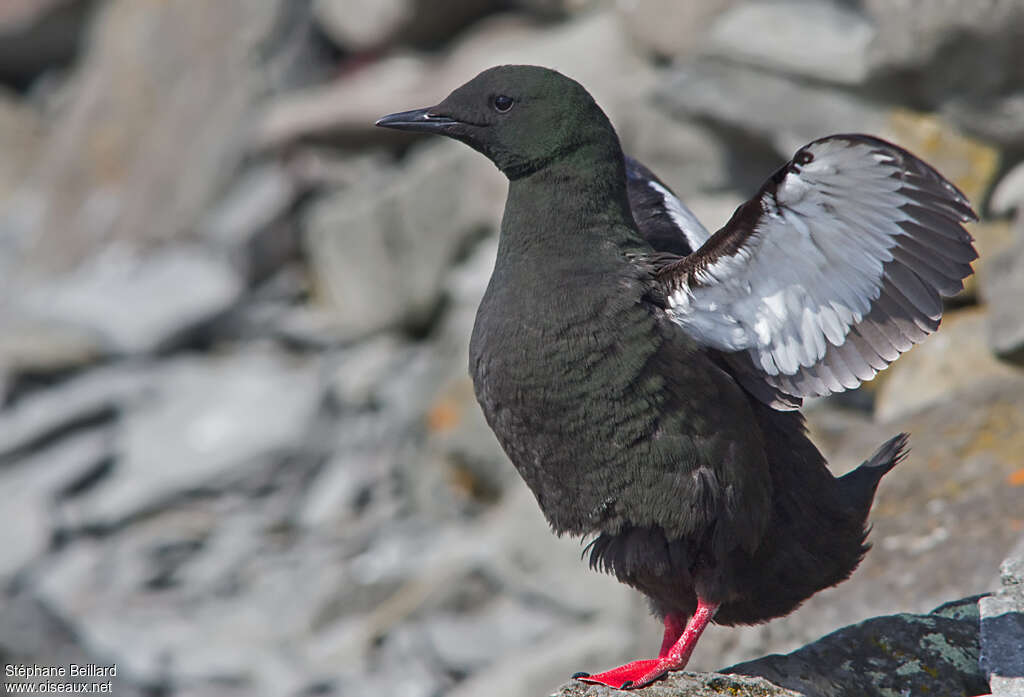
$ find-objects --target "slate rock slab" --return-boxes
[20,245,244,355]
[980,555,1024,696]
[556,672,801,697]
[63,347,324,527]
[728,597,988,697]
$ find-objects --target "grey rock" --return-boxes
[0,427,114,579]
[0,0,94,89]
[303,139,504,339]
[451,625,647,697]
[513,0,598,17]
[326,333,413,409]
[311,0,410,51]
[981,555,1024,696]
[873,308,1024,423]
[863,0,1024,103]
[255,10,646,149]
[728,600,988,697]
[0,315,103,403]
[64,347,324,526]
[980,240,1024,365]
[944,93,1024,149]
[422,596,565,673]
[0,589,150,697]
[616,101,734,199]
[33,497,357,694]
[556,672,802,697]
[704,1,875,85]
[298,452,382,529]
[615,0,738,62]
[20,245,244,355]
[5,0,287,277]
[655,59,888,158]
[0,90,41,211]
[198,163,301,282]
[991,161,1024,216]
[313,0,495,52]
[0,362,149,461]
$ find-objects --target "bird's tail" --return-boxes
[838,432,909,514]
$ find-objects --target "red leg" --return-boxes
[577,598,719,690]
[658,613,686,657]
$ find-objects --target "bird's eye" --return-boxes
[492,95,514,113]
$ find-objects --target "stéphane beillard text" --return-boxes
[5,664,117,678]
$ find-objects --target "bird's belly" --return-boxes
[470,315,667,535]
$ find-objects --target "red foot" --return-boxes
[574,598,721,690]
[576,658,672,689]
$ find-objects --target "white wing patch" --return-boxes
[662,135,976,404]
[648,180,711,252]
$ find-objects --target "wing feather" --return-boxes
[656,134,977,408]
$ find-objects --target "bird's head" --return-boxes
[376,65,619,180]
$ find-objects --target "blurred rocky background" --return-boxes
[0,1,1023,696]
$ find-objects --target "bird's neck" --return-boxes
[500,143,645,266]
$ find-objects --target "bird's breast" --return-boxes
[469,277,671,534]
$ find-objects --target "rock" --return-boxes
[0,362,148,461]
[19,244,244,355]
[422,374,510,509]
[981,239,1024,365]
[674,378,1024,673]
[63,347,324,527]
[656,62,1002,195]
[873,308,1024,423]
[0,90,41,204]
[655,59,890,157]
[815,381,1024,618]
[728,598,989,697]
[0,0,94,89]
[957,220,1014,304]
[0,315,104,402]
[326,333,412,408]
[311,0,410,51]
[255,10,649,150]
[4,0,288,277]
[0,427,114,579]
[556,672,802,697]
[0,590,148,696]
[704,1,875,85]
[863,0,1024,104]
[944,93,1024,149]
[879,110,1000,208]
[513,0,597,17]
[298,451,390,529]
[303,139,504,339]
[32,504,356,695]
[991,160,1024,216]
[422,597,565,673]
[616,103,735,199]
[197,162,302,283]
[313,0,497,52]
[980,553,1024,697]
[615,0,737,62]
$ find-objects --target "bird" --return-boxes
[376,65,977,690]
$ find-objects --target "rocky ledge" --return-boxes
[559,554,1024,697]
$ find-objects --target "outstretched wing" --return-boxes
[656,134,977,406]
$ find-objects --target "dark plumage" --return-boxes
[376,65,976,689]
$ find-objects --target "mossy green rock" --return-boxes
[557,597,987,696]
[727,597,988,697]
